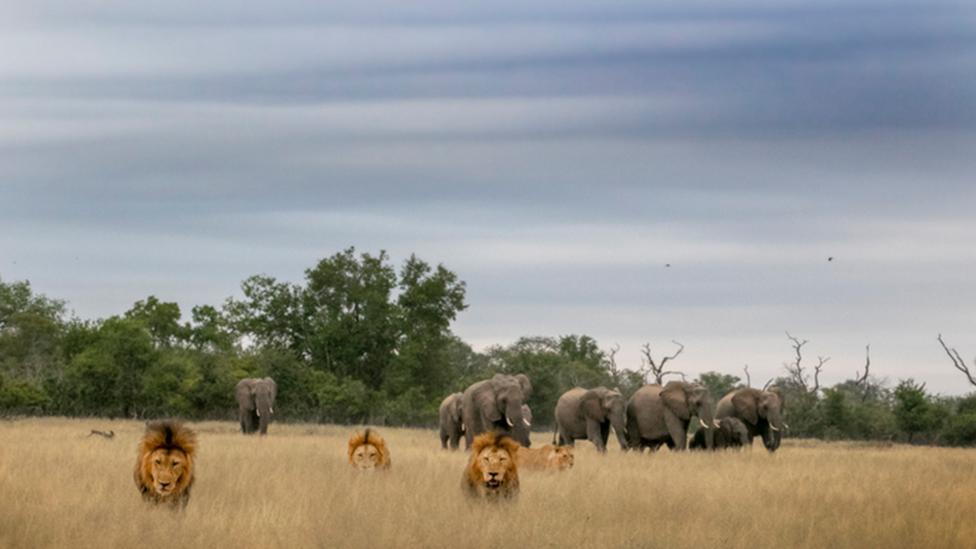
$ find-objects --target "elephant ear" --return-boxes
[264,377,277,399]
[515,374,533,400]
[475,383,502,423]
[732,390,759,425]
[581,390,607,421]
[661,382,691,420]
[768,386,785,407]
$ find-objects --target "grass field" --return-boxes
[1,418,974,548]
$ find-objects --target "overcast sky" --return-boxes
[3,0,976,394]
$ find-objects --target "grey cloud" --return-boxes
[2,0,975,393]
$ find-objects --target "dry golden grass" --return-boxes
[1,417,974,548]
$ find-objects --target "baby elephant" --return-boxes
[690,417,749,450]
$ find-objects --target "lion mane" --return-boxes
[462,431,520,500]
[516,444,574,471]
[347,428,392,470]
[133,420,197,509]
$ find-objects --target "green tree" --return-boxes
[125,296,187,347]
[695,371,742,403]
[894,379,932,443]
[0,278,66,381]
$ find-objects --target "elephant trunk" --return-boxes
[505,399,531,447]
[256,397,273,435]
[763,407,785,450]
[697,401,717,450]
[610,410,629,450]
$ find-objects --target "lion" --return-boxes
[516,444,574,471]
[462,431,520,500]
[348,428,392,471]
[134,420,197,509]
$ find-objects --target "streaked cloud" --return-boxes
[2,0,975,393]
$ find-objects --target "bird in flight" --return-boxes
[827,257,834,262]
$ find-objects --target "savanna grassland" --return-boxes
[1,418,974,549]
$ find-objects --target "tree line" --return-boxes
[1,248,974,446]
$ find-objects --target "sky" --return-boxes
[2,0,976,394]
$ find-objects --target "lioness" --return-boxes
[517,444,574,471]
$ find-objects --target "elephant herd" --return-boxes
[440,376,788,453]
[233,372,787,454]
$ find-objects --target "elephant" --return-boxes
[690,417,750,450]
[553,387,628,452]
[438,392,465,450]
[461,373,532,449]
[716,387,787,452]
[626,381,719,451]
[235,377,277,435]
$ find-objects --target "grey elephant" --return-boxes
[235,377,277,435]
[716,387,786,452]
[690,417,750,450]
[461,373,532,449]
[626,381,719,451]
[438,392,465,450]
[553,387,628,452]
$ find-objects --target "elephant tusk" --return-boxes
[783,423,790,430]
[269,407,274,415]
[769,425,780,432]
[523,418,531,427]
[713,421,722,429]
[506,418,514,428]
[256,409,261,417]
[699,418,708,429]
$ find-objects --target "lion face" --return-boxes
[351,443,383,470]
[477,446,513,489]
[147,448,189,497]
[347,429,391,471]
[134,421,196,508]
[464,432,519,499]
[546,446,574,470]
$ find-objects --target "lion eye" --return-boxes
[154,459,162,465]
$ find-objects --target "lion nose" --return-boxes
[488,472,498,479]
[159,481,170,488]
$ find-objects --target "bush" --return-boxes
[941,413,976,447]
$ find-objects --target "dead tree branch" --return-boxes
[743,364,751,388]
[639,340,685,384]
[783,331,829,394]
[938,334,976,386]
[605,343,623,386]
[854,344,871,386]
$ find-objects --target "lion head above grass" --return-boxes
[134,421,197,509]
[463,431,520,500]
[348,428,392,471]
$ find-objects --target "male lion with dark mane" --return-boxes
[462,431,519,500]
[348,428,392,470]
[134,420,197,509]
[517,444,574,471]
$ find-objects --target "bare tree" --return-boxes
[639,340,685,384]
[743,364,752,388]
[784,331,829,394]
[605,343,623,386]
[938,334,976,387]
[853,344,871,386]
